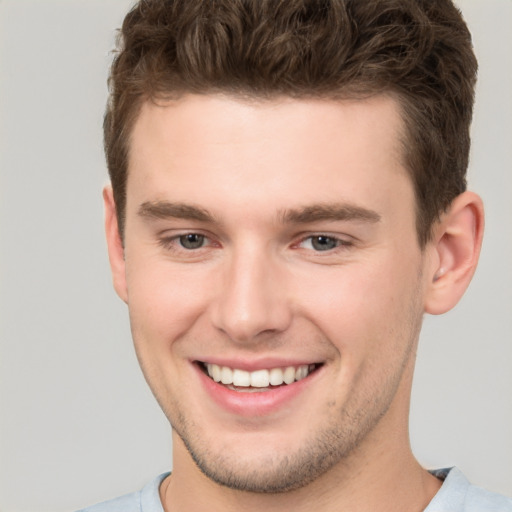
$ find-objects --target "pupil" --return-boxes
[180,234,204,249]
[312,236,336,251]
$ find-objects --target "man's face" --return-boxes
[115,94,431,492]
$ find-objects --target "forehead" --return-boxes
[126,93,412,225]
[130,93,404,161]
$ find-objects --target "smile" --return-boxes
[201,362,320,391]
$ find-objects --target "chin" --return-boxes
[172,412,373,494]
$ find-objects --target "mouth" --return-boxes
[197,361,322,392]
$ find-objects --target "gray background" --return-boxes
[0,1,510,510]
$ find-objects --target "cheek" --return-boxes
[295,255,422,356]
[125,260,214,351]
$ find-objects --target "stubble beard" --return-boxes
[174,415,362,493]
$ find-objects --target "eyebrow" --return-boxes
[138,201,216,222]
[137,200,381,226]
[279,203,381,224]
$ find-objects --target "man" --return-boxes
[80,0,511,511]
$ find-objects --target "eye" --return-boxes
[299,235,349,252]
[178,233,206,249]
[157,231,219,257]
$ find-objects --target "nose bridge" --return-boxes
[211,241,291,343]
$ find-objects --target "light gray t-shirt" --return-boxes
[78,467,512,511]
[425,468,512,511]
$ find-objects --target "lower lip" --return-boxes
[194,363,322,417]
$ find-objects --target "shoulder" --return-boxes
[426,467,512,512]
[76,490,141,512]
[76,472,170,512]
[465,483,512,511]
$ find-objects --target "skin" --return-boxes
[104,93,484,512]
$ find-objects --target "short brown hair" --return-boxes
[104,0,477,247]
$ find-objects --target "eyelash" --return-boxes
[158,233,213,252]
[158,232,353,254]
[296,234,353,252]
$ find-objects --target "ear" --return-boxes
[103,186,128,303]
[424,191,484,315]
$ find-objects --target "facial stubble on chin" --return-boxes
[174,417,368,493]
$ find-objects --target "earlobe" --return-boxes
[103,186,128,303]
[424,191,484,315]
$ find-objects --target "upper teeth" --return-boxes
[205,363,313,388]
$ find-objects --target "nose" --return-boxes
[210,246,292,344]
